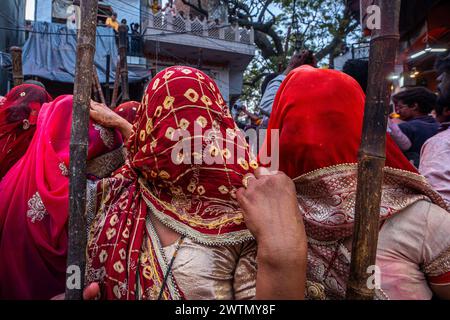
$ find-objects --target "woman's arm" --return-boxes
[388,118,412,151]
[236,168,307,300]
[430,284,450,300]
[89,101,133,141]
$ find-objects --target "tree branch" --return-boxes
[181,0,208,17]
[258,0,273,22]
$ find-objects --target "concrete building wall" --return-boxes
[35,0,52,22]
[34,0,142,25]
[208,66,229,104]
[30,1,252,101]
[0,0,26,94]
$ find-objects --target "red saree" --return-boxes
[114,101,140,124]
[0,95,123,299]
[87,66,255,300]
[0,84,52,180]
[263,65,448,299]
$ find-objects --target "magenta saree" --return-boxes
[0,95,124,299]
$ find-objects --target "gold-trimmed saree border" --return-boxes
[292,163,449,241]
[139,178,254,247]
[293,163,448,210]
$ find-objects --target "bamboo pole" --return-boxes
[66,0,99,300]
[10,47,24,87]
[118,24,130,102]
[93,66,106,105]
[105,54,111,105]
[346,0,401,300]
[110,59,121,109]
[91,81,98,101]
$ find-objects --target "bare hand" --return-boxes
[90,100,122,128]
[236,167,306,251]
[236,167,307,299]
[90,100,133,141]
[50,282,100,300]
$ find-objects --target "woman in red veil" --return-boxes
[85,66,307,300]
[263,65,450,299]
[0,95,124,299]
[0,84,52,180]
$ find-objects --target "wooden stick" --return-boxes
[118,24,130,102]
[105,54,111,105]
[110,59,121,108]
[93,66,106,105]
[91,81,99,101]
[279,26,291,72]
[346,0,401,300]
[10,46,24,87]
[66,0,99,300]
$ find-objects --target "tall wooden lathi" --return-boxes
[118,24,129,102]
[346,0,401,300]
[10,46,24,87]
[66,0,99,300]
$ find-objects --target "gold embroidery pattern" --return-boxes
[297,164,446,300]
[140,182,253,246]
[423,246,450,277]
[27,192,48,223]
[305,281,326,300]
[59,162,69,176]
[94,124,115,149]
[184,88,199,102]
[86,147,126,179]
[152,78,160,90]
[163,96,175,109]
[86,66,254,299]
[294,163,448,241]
[306,239,351,300]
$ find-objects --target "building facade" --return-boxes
[31,0,255,104]
[0,0,26,95]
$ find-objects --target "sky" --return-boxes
[25,0,35,21]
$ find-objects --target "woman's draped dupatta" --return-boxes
[0,84,52,180]
[87,66,255,300]
[0,95,123,299]
[262,65,448,299]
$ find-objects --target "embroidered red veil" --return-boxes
[0,84,52,180]
[87,66,255,300]
[264,65,447,239]
[263,65,448,299]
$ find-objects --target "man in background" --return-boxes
[342,59,369,93]
[420,53,450,206]
[106,12,119,32]
[391,87,439,167]
[258,50,317,129]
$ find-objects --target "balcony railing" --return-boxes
[146,11,254,45]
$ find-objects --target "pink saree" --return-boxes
[0,95,124,299]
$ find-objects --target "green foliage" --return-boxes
[239,0,362,111]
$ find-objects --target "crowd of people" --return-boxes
[105,11,142,56]
[0,51,449,300]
